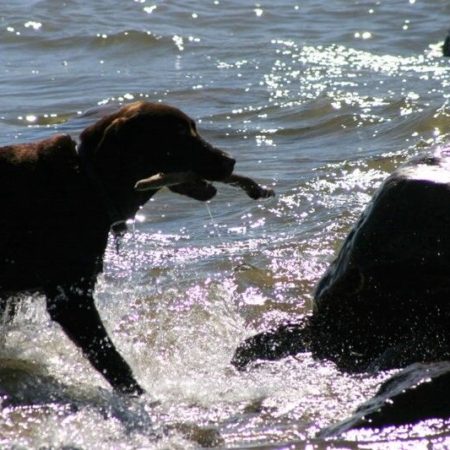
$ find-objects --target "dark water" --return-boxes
[1,1,450,448]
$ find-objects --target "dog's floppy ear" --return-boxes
[94,117,127,160]
[80,113,114,153]
[79,111,137,184]
[80,113,127,157]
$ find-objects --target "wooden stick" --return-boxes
[134,172,275,200]
[222,174,275,199]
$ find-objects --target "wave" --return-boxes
[1,28,175,53]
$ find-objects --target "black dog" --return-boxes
[0,102,236,395]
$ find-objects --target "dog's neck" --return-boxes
[77,142,128,235]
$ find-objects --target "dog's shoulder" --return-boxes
[0,134,77,166]
[0,134,81,201]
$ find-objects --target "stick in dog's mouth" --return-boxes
[134,172,275,200]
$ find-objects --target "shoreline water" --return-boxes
[1,1,450,448]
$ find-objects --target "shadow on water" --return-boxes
[0,358,156,434]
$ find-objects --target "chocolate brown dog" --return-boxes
[0,102,245,395]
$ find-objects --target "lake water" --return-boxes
[1,1,450,448]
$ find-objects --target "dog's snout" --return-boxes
[195,141,236,180]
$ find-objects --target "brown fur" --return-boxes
[0,102,235,394]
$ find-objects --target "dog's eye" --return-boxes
[177,122,198,138]
[189,121,198,138]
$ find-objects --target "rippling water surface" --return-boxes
[2,1,450,448]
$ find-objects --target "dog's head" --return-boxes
[79,102,235,201]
